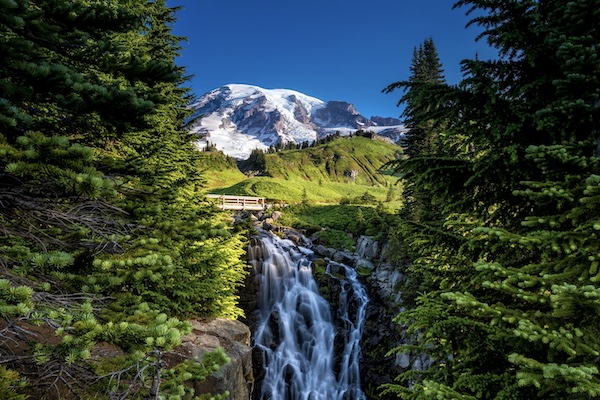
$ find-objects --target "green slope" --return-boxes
[264,136,400,186]
[201,136,403,204]
[196,150,247,188]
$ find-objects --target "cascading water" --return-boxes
[327,260,368,398]
[248,232,368,400]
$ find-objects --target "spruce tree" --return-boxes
[0,1,246,398]
[381,37,448,291]
[383,0,600,399]
[384,36,445,158]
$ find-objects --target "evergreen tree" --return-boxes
[383,37,447,234]
[0,1,246,398]
[380,37,448,304]
[247,148,267,172]
[383,1,600,399]
[384,36,445,158]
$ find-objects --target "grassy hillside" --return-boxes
[201,136,403,204]
[196,150,247,188]
[264,136,400,186]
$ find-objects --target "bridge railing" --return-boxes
[206,194,266,210]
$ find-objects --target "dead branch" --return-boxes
[0,181,135,257]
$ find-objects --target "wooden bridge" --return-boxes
[206,194,266,211]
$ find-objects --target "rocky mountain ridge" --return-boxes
[190,84,406,159]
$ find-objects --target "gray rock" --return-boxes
[333,250,355,265]
[397,353,411,369]
[262,220,273,231]
[371,263,407,307]
[328,261,344,276]
[356,236,379,261]
[284,231,304,246]
[178,318,253,399]
[314,245,335,258]
[356,258,375,270]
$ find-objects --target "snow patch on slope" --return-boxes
[190,84,404,159]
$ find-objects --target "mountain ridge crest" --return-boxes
[190,84,405,159]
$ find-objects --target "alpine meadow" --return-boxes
[0,0,599,400]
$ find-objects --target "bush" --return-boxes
[315,228,355,250]
[0,367,28,400]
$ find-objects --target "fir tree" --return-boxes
[0,1,245,398]
[383,37,447,234]
[384,36,445,158]
[383,1,600,399]
[247,148,267,173]
[381,37,448,305]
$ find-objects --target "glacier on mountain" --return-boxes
[189,84,405,159]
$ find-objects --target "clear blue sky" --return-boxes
[166,0,497,119]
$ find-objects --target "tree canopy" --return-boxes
[384,36,446,158]
[384,0,600,398]
[0,1,247,398]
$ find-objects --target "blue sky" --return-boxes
[167,0,497,119]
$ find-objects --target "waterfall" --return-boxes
[248,232,368,400]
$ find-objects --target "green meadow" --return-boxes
[201,135,403,205]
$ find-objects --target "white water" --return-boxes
[248,233,368,400]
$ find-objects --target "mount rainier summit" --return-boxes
[189,84,405,159]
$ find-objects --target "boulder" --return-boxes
[271,211,282,221]
[372,263,407,304]
[314,245,335,258]
[177,318,253,399]
[333,250,356,265]
[356,258,375,271]
[262,219,274,231]
[327,260,344,276]
[283,230,304,246]
[356,236,379,261]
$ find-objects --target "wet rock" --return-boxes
[314,245,335,258]
[333,250,355,265]
[356,236,379,261]
[372,263,407,306]
[262,219,274,230]
[356,258,375,271]
[284,231,304,246]
[328,261,344,276]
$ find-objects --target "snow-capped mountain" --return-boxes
[189,84,405,159]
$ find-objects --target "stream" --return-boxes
[248,232,368,400]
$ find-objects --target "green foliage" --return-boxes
[384,0,600,399]
[0,279,34,317]
[90,346,230,400]
[160,347,231,400]
[315,228,356,250]
[0,366,28,400]
[0,1,246,398]
[264,136,399,185]
[275,203,394,248]
[384,36,446,158]
[211,175,399,205]
[196,151,245,188]
[340,190,379,205]
[301,187,309,206]
[244,148,268,173]
[206,136,403,206]
[277,204,370,234]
